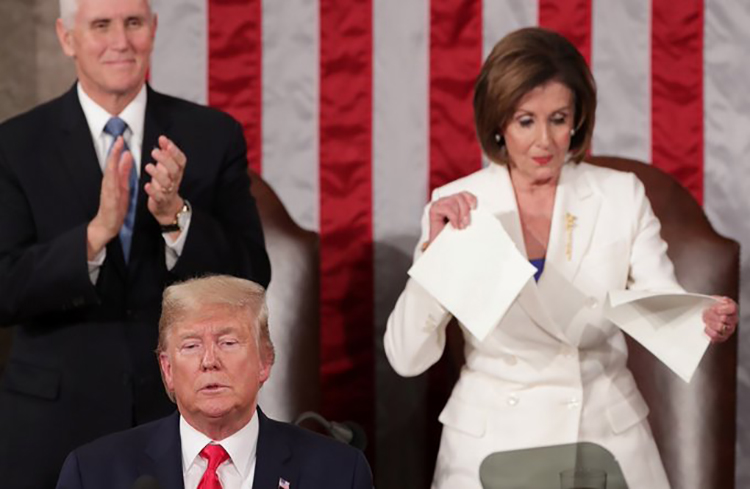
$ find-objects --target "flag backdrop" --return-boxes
[150,0,750,486]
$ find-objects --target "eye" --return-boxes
[126,17,144,28]
[517,116,533,128]
[220,338,240,348]
[92,20,109,30]
[551,113,569,125]
[180,342,201,353]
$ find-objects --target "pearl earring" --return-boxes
[494,133,502,143]
[570,128,576,137]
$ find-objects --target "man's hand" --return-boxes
[144,135,187,227]
[86,137,133,260]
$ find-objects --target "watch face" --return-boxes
[177,204,191,230]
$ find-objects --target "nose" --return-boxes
[537,123,551,148]
[201,344,220,370]
[108,23,129,50]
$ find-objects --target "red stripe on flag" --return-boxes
[538,0,593,64]
[319,0,374,445]
[429,0,483,192]
[207,0,263,173]
[651,0,704,203]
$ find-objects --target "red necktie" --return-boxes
[197,444,230,489]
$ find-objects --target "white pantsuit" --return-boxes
[385,162,680,489]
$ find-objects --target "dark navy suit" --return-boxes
[56,409,373,489]
[0,84,271,488]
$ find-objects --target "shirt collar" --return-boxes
[77,82,147,142]
[179,411,260,480]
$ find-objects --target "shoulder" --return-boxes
[432,164,500,199]
[576,161,644,198]
[262,416,372,484]
[71,414,169,463]
[266,417,365,460]
[148,88,240,131]
[0,92,67,141]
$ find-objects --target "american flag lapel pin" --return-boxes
[278,477,291,489]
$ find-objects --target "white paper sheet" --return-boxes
[408,208,536,342]
[605,290,716,383]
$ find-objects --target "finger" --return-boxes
[435,199,463,228]
[455,195,472,228]
[462,191,479,209]
[158,136,187,170]
[144,162,175,193]
[144,179,170,204]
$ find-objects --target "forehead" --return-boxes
[76,0,151,20]
[516,80,573,111]
[169,307,253,340]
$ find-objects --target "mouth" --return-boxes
[103,59,137,67]
[532,156,553,165]
[199,383,228,393]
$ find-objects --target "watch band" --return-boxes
[160,201,190,233]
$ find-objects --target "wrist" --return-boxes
[159,199,191,233]
[86,221,111,259]
[154,197,185,226]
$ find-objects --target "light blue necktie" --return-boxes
[103,117,138,263]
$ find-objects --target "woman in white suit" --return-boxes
[384,27,738,489]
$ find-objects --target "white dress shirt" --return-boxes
[180,413,259,489]
[77,83,191,281]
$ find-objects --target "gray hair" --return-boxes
[59,0,153,29]
[157,275,275,367]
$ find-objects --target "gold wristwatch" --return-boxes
[160,200,191,233]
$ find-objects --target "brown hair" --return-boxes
[157,275,275,366]
[474,27,596,165]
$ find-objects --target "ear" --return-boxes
[55,18,76,58]
[258,361,271,387]
[151,13,158,38]
[159,352,175,392]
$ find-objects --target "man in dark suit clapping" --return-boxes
[0,1,270,487]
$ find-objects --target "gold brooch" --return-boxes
[565,212,577,261]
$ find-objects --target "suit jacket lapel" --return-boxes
[253,408,297,489]
[537,163,602,342]
[141,412,185,489]
[544,163,601,280]
[128,86,169,274]
[59,85,128,276]
[480,164,564,341]
[58,85,104,222]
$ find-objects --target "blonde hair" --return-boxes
[157,275,275,367]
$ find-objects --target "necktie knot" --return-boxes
[103,116,128,138]
[200,444,230,471]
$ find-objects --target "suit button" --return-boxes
[507,394,519,406]
[586,297,599,309]
[563,347,577,358]
[567,397,580,409]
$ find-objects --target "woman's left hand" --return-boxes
[703,296,739,343]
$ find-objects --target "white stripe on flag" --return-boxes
[483,0,538,57]
[373,0,429,486]
[703,1,750,485]
[590,0,651,161]
[261,0,320,232]
[150,0,208,105]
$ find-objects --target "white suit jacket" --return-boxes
[385,161,682,459]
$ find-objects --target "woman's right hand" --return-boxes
[427,191,478,244]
